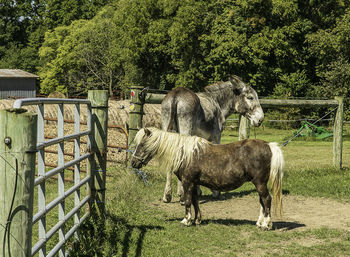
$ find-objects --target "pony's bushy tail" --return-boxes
[268,142,284,217]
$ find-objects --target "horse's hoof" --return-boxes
[162,194,172,203]
[177,192,184,198]
[211,190,221,199]
[195,219,201,225]
[197,188,202,197]
[179,196,185,205]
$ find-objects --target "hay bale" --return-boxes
[109,100,161,128]
[0,99,161,128]
[0,98,162,165]
[48,92,66,98]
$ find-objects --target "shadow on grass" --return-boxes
[69,213,163,257]
[199,189,290,204]
[166,217,305,231]
[273,221,306,230]
[201,218,305,230]
[199,189,257,204]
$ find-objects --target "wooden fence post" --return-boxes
[333,96,344,169]
[88,90,108,218]
[128,86,144,151]
[238,115,250,140]
[0,108,37,257]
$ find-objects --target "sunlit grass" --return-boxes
[36,124,350,256]
[222,124,350,170]
[67,164,350,257]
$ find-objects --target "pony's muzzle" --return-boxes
[131,157,143,169]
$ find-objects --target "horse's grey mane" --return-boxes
[201,81,235,101]
[204,81,226,91]
[203,76,247,94]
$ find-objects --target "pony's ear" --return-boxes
[144,128,151,136]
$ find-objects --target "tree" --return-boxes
[0,0,111,74]
[38,0,350,99]
[38,6,121,96]
[307,7,350,99]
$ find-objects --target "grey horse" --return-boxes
[161,75,264,203]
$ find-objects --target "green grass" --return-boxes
[37,125,350,256]
[67,165,350,257]
[31,170,90,256]
[222,125,350,169]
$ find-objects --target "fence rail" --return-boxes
[129,91,345,169]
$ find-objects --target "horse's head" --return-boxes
[229,75,264,127]
[131,128,154,169]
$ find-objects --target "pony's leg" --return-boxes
[177,180,199,204]
[177,179,184,201]
[256,206,264,228]
[162,171,172,203]
[254,183,272,230]
[180,181,194,226]
[192,186,201,225]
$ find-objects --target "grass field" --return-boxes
[38,125,350,256]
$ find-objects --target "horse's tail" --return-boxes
[167,96,178,132]
[268,142,284,216]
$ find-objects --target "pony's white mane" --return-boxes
[134,127,209,172]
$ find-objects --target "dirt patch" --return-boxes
[153,193,350,231]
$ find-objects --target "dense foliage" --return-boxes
[1,0,350,101]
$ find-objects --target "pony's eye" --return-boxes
[247,96,254,100]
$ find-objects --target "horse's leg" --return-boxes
[162,110,174,203]
[210,132,222,198]
[254,182,272,230]
[180,180,194,226]
[162,171,173,203]
[192,186,201,225]
[177,117,195,201]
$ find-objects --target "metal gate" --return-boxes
[0,90,108,257]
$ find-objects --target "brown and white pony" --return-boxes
[161,75,264,202]
[131,127,284,230]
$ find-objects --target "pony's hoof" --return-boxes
[162,194,172,203]
[256,222,273,231]
[260,225,272,231]
[195,219,201,225]
[180,218,192,226]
